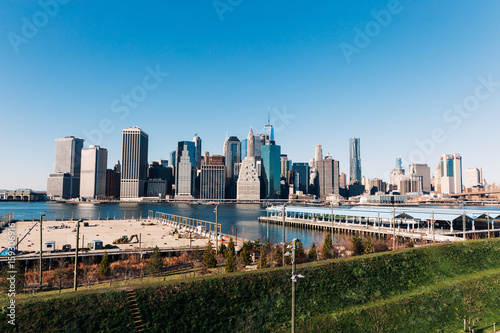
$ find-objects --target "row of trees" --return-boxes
[201,234,396,273]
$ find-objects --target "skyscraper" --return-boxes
[237,128,261,200]
[47,136,84,199]
[465,167,483,189]
[80,145,108,199]
[349,138,361,182]
[193,135,202,170]
[120,127,149,199]
[200,156,225,200]
[175,141,196,198]
[223,134,241,198]
[314,145,323,167]
[316,155,340,198]
[292,163,310,194]
[409,163,431,192]
[261,142,281,199]
[439,154,463,194]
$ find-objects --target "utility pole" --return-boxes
[74,219,81,291]
[432,211,435,243]
[282,204,286,267]
[330,200,334,246]
[291,238,296,333]
[462,211,466,241]
[392,208,396,250]
[487,213,490,239]
[215,205,219,254]
[39,213,45,290]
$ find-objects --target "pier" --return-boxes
[261,205,500,243]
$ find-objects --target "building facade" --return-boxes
[175,141,196,198]
[349,138,361,183]
[120,127,149,199]
[316,156,340,198]
[80,145,108,199]
[440,154,463,194]
[47,136,84,199]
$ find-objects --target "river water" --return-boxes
[0,202,329,247]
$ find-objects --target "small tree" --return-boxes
[273,246,283,266]
[240,247,251,266]
[321,233,334,259]
[218,243,226,257]
[146,246,163,276]
[258,245,268,269]
[295,239,307,264]
[98,250,111,277]
[308,242,318,261]
[364,236,374,254]
[351,237,365,256]
[203,241,217,269]
[225,238,236,273]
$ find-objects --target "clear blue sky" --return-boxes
[1,0,499,190]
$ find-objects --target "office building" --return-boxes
[440,154,463,194]
[465,168,483,189]
[47,136,84,199]
[193,135,202,170]
[120,127,149,199]
[314,145,322,167]
[175,141,196,198]
[223,134,241,198]
[409,163,431,192]
[261,141,281,199]
[80,145,108,199]
[349,138,361,182]
[316,155,340,198]
[200,161,226,200]
[237,128,261,200]
[292,163,309,194]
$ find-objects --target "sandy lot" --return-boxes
[1,219,238,253]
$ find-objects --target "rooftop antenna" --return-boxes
[267,106,270,126]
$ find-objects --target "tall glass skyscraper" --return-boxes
[292,163,310,194]
[349,138,361,183]
[261,143,281,199]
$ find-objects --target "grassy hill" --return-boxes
[2,238,500,332]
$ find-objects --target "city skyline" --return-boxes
[2,1,500,190]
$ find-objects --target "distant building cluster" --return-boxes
[41,114,496,203]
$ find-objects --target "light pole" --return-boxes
[214,205,219,254]
[330,200,334,246]
[267,204,270,241]
[286,238,304,333]
[74,219,82,291]
[282,204,286,267]
[39,213,45,290]
[392,208,396,250]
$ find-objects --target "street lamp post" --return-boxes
[330,200,334,246]
[282,204,286,267]
[392,208,396,250]
[214,205,219,254]
[286,238,304,333]
[39,213,45,290]
[74,219,81,291]
[267,204,270,241]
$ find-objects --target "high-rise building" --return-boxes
[80,145,108,199]
[314,145,323,167]
[316,155,340,198]
[200,157,226,199]
[106,169,120,199]
[147,161,173,196]
[261,142,281,199]
[47,136,84,199]
[292,163,309,194]
[237,128,261,200]
[440,154,463,194]
[175,141,196,198]
[465,168,483,189]
[349,138,361,183]
[120,127,149,199]
[223,134,241,199]
[369,178,386,194]
[409,163,431,192]
[339,172,347,189]
[280,155,289,179]
[193,135,202,170]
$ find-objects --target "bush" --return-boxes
[98,250,111,277]
[146,246,163,276]
[203,241,217,268]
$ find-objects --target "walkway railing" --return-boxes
[0,212,14,227]
[149,210,221,238]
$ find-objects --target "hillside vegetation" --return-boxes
[2,238,500,332]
